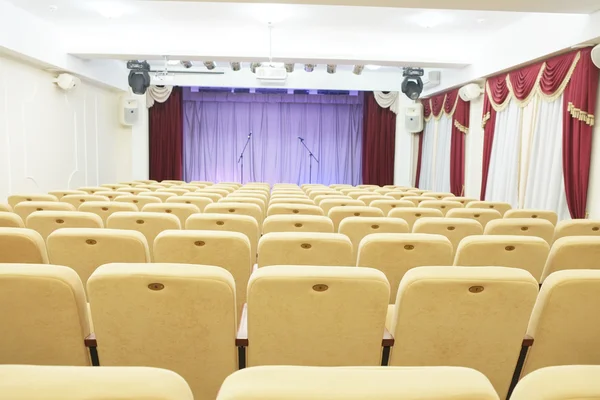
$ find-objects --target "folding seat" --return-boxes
[100,183,130,190]
[156,188,189,196]
[328,206,384,230]
[387,266,538,399]
[48,190,87,199]
[134,179,158,184]
[388,207,443,230]
[271,193,308,199]
[403,196,437,206]
[455,235,550,281]
[13,201,76,221]
[308,190,340,201]
[0,212,24,228]
[8,194,58,208]
[26,211,103,241]
[329,184,353,189]
[425,192,455,200]
[0,264,91,365]
[267,203,324,217]
[504,209,558,225]
[269,198,315,206]
[385,191,411,200]
[313,194,349,204]
[512,365,600,400]
[406,189,429,195]
[78,201,138,225]
[369,199,414,216]
[0,203,12,212]
[553,219,600,242]
[348,191,375,200]
[78,187,106,195]
[88,264,235,400]
[61,194,109,208]
[263,215,334,234]
[115,195,162,211]
[217,182,242,189]
[357,184,379,190]
[357,195,389,205]
[184,192,223,202]
[467,201,512,216]
[413,217,483,255]
[221,197,266,215]
[119,181,140,186]
[446,208,503,229]
[139,191,176,202]
[484,218,555,244]
[217,366,500,400]
[47,228,150,286]
[418,200,464,216]
[212,186,237,194]
[521,270,600,378]
[339,188,366,195]
[245,266,389,366]
[164,195,211,211]
[107,212,181,256]
[374,187,394,194]
[540,236,600,282]
[179,185,202,192]
[205,202,263,226]
[142,203,200,226]
[339,217,410,261]
[443,196,478,205]
[135,184,164,191]
[273,183,301,190]
[191,180,214,186]
[0,228,48,263]
[357,233,453,302]
[229,191,269,203]
[258,232,353,268]
[161,180,186,185]
[94,191,126,201]
[196,188,231,197]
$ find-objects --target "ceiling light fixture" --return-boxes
[284,63,295,73]
[327,64,337,74]
[230,62,241,72]
[401,67,425,100]
[180,61,193,69]
[204,62,216,70]
[304,64,316,73]
[250,62,262,73]
[353,65,364,75]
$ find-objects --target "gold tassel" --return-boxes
[568,102,595,126]
[454,120,469,134]
[481,112,491,129]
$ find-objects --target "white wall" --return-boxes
[131,94,149,181]
[394,95,417,186]
[464,96,484,198]
[0,54,134,202]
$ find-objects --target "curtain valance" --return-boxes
[373,91,400,114]
[146,85,174,108]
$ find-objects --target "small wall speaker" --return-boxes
[119,96,139,126]
[405,103,424,133]
[459,83,483,102]
[592,44,600,69]
[54,73,80,91]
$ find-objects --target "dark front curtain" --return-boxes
[362,92,396,185]
[149,86,183,181]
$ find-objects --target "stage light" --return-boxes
[126,60,151,95]
[180,61,193,69]
[250,62,262,73]
[353,65,364,75]
[327,64,337,74]
[204,61,216,70]
[230,62,241,71]
[304,64,315,72]
[401,67,425,100]
[285,63,295,73]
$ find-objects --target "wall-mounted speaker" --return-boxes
[119,96,139,126]
[592,44,600,69]
[405,103,424,133]
[459,83,483,102]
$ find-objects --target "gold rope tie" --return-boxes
[481,112,491,128]
[454,120,469,134]
[568,102,595,126]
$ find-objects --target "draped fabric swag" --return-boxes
[146,86,174,108]
[362,92,396,185]
[149,86,183,181]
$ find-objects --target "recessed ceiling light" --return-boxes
[365,65,381,70]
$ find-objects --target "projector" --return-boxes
[255,66,288,81]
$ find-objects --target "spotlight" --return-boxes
[180,61,193,69]
[352,65,364,75]
[230,62,241,71]
[304,64,315,72]
[284,63,295,73]
[204,61,216,70]
[126,60,151,95]
[250,62,262,73]
[401,67,425,100]
[327,64,337,74]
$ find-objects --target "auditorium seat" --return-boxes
[156,188,189,196]
[484,218,555,244]
[0,203,12,212]
[205,202,263,226]
[369,199,414,216]
[101,183,130,191]
[357,233,453,303]
[13,201,76,221]
[348,191,374,200]
[329,184,353,189]
[230,191,269,203]
[245,266,389,366]
[48,190,87,199]
[269,197,315,206]
[8,194,58,208]
[0,228,48,263]
[504,209,558,225]
[78,187,106,195]
[446,208,503,229]
[467,201,512,216]
[328,206,384,230]
[180,185,202,192]
[95,191,126,201]
[512,365,600,400]
[267,203,324,217]
[406,189,429,195]
[161,180,186,185]
[217,366,499,400]
[191,180,214,186]
[521,270,600,378]
[212,186,236,194]
[217,182,242,190]
[185,192,223,202]
[61,194,110,208]
[418,200,464,216]
[142,203,201,226]
[443,196,478,205]
[413,217,483,255]
[88,264,235,400]
[26,211,103,241]
[0,264,90,365]
[387,266,538,399]
[454,235,550,281]
[258,232,353,268]
[114,195,162,211]
[167,195,213,211]
[313,194,349,204]
[385,191,411,200]
[138,191,175,202]
[78,201,138,224]
[356,194,389,205]
[357,184,379,190]
[0,211,24,227]
[134,180,158,184]
[374,187,394,194]
[107,212,181,256]
[553,219,600,242]
[319,199,365,214]
[47,228,150,286]
[403,196,437,206]
[308,190,338,200]
[262,215,334,234]
[387,207,443,230]
[153,230,252,316]
[540,236,600,281]
[222,197,266,215]
[135,184,163,191]
[339,217,410,261]
[271,192,309,200]
[425,192,455,200]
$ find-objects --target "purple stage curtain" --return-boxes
[183,89,363,185]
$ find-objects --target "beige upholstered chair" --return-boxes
[271,193,309,201]
[196,188,230,197]
[328,206,384,231]
[135,183,162,190]
[521,270,600,378]
[47,228,150,286]
[269,198,315,206]
[0,203,12,212]
[413,217,483,255]
[167,195,213,211]
[308,190,338,200]
[156,188,189,196]
[348,191,374,200]
[403,196,436,206]
[154,230,252,316]
[26,211,103,241]
[443,196,478,206]
[455,235,550,282]
[313,195,349,204]
[115,187,152,196]
[185,192,223,202]
[357,185,379,190]
[339,217,410,261]
[484,218,555,244]
[467,201,512,216]
[407,189,429,195]
[0,264,90,365]
[504,209,558,225]
[387,266,538,399]
[0,212,24,228]
[139,192,176,202]
[107,212,181,256]
[94,191,126,201]
[221,197,266,216]
[229,192,269,203]
[418,200,463,216]
[162,180,186,185]
[88,264,236,400]
[142,203,201,226]
[385,191,411,200]
[540,236,600,282]
[78,186,107,194]
[191,180,213,186]
[13,201,76,221]
[388,207,443,230]
[246,266,389,367]
[426,192,455,200]
[205,203,263,226]
[553,219,600,242]
[329,184,353,189]
[319,199,365,215]
[512,365,600,400]
[258,232,353,268]
[78,201,138,225]
[114,195,161,211]
[101,183,130,190]
[61,194,110,208]
[0,228,48,263]
[357,233,453,303]
[370,199,414,216]
[267,203,324,217]
[262,215,334,234]
[216,183,241,190]
[446,208,503,229]
[357,195,389,205]
[48,190,87,199]
[8,194,58,208]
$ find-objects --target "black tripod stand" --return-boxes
[298,137,319,184]
[237,132,252,184]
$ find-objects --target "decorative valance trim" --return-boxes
[568,102,595,126]
[454,120,469,134]
[482,111,491,129]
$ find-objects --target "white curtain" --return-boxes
[433,114,452,192]
[419,119,436,190]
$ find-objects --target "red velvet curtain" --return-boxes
[362,92,396,185]
[149,87,183,181]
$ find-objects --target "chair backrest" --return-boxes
[357,195,389,205]
[8,194,58,208]
[512,365,600,400]
[61,195,110,208]
[455,235,550,282]
[426,192,455,200]
[78,186,107,194]
[357,233,453,303]
[116,187,152,196]
[139,192,176,202]
[0,203,12,212]
[262,215,334,234]
[0,211,24,228]
[388,266,538,399]
[369,200,415,216]
[308,191,341,200]
[319,199,366,215]
[95,191,127,201]
[443,196,478,205]
[339,217,410,261]
[221,197,266,215]
[540,236,600,281]
[522,270,600,378]
[403,196,436,206]
[467,201,512,216]
[267,203,324,217]
[47,228,150,286]
[269,198,315,206]
[247,266,389,367]
[258,232,353,268]
[0,264,90,365]
[48,190,87,199]
[484,218,555,244]
[504,209,558,225]
[553,219,600,242]
[418,200,463,216]
[205,202,263,226]
[78,201,139,224]
[328,206,384,231]
[197,188,230,197]
[156,188,190,196]
[13,201,76,220]
[413,217,483,255]
[101,183,130,190]
[385,191,411,200]
[107,212,181,256]
[387,207,443,230]
[88,264,236,400]
[446,208,503,229]
[142,203,201,226]
[114,195,161,211]
[0,228,48,263]
[185,192,223,202]
[26,211,103,241]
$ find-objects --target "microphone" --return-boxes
[298,136,304,141]
[248,132,252,139]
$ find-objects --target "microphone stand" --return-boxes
[298,137,319,184]
[238,132,252,184]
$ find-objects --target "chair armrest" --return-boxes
[522,335,534,347]
[85,333,97,347]
[382,328,395,347]
[236,304,248,347]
